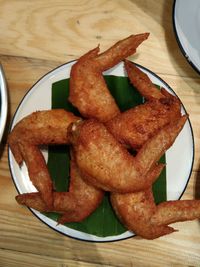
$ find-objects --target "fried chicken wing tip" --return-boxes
[15,194,22,203]
[15,193,48,212]
[180,114,188,123]
[142,226,176,240]
[137,32,150,38]
[78,46,100,60]
[124,32,149,39]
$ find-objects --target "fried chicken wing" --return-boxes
[17,141,54,208]
[69,33,149,122]
[69,116,187,192]
[16,157,104,223]
[16,191,76,212]
[8,109,79,208]
[111,179,200,239]
[8,109,79,164]
[111,165,175,239]
[151,200,200,226]
[105,60,181,149]
[106,97,181,149]
[94,34,149,71]
[124,59,165,101]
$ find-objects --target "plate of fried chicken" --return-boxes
[8,33,196,242]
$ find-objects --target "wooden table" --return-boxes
[1,0,200,266]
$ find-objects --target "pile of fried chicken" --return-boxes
[8,33,200,240]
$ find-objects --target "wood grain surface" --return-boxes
[1,0,200,266]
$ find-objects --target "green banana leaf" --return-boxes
[45,75,166,237]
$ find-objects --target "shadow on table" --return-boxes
[195,163,200,228]
[0,120,11,159]
[132,0,200,103]
[161,1,200,101]
[195,168,200,199]
[0,80,11,160]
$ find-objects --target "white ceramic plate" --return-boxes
[8,61,194,242]
[0,64,8,142]
[173,0,200,74]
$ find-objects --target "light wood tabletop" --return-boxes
[1,0,200,266]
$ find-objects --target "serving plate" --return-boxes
[0,64,8,143]
[173,0,200,74]
[8,61,194,242]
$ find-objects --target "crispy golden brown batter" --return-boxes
[111,165,175,239]
[8,109,79,208]
[111,180,200,239]
[69,116,187,192]
[16,158,104,223]
[8,109,79,164]
[69,33,149,122]
[105,60,182,149]
[151,200,200,226]
[124,59,164,101]
[106,98,181,149]
[17,141,54,209]
[16,191,77,213]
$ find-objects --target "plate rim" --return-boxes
[8,60,195,243]
[0,64,8,142]
[172,0,200,75]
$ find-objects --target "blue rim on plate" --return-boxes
[8,61,195,242]
[172,0,200,75]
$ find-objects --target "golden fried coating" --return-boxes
[8,109,79,164]
[69,33,149,122]
[16,158,104,223]
[124,59,164,101]
[16,191,76,212]
[69,46,120,122]
[59,158,104,224]
[151,199,200,226]
[106,95,181,149]
[105,60,182,149]
[95,33,149,71]
[111,165,175,239]
[8,109,79,208]
[69,116,187,193]
[17,141,54,209]
[111,180,200,239]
